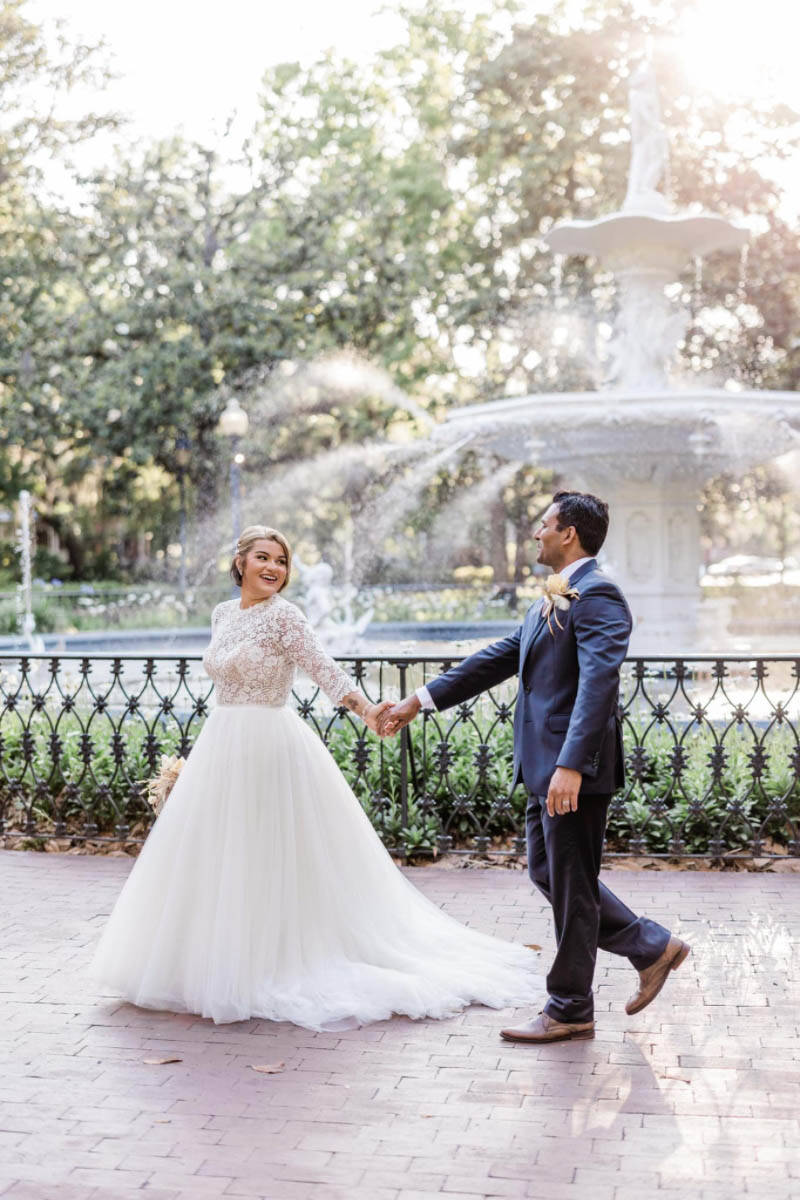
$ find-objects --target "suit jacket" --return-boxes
[426,559,632,797]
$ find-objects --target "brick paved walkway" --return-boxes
[1,851,799,1200]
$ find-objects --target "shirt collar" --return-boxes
[560,556,593,582]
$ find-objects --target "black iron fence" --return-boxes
[1,652,799,859]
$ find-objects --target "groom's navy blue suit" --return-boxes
[426,559,670,1022]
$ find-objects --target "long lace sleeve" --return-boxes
[275,601,356,705]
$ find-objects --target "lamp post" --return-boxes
[174,433,191,597]
[216,397,249,553]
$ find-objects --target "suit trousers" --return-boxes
[526,793,671,1023]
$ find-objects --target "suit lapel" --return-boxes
[519,602,546,666]
[520,558,597,670]
[522,600,546,667]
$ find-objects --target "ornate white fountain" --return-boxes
[440,63,800,649]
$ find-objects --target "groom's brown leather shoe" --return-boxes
[500,1012,595,1043]
[625,935,691,1015]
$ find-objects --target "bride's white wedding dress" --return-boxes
[91,594,539,1029]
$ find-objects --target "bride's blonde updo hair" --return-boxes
[230,525,292,590]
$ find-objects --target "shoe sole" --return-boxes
[626,941,691,1016]
[500,1027,595,1043]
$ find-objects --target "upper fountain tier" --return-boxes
[546,62,748,391]
[549,63,746,249]
[547,208,747,261]
[549,60,748,258]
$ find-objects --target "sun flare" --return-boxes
[673,0,800,107]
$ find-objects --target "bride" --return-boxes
[91,525,539,1029]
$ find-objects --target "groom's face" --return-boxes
[534,504,568,569]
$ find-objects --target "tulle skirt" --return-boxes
[90,704,540,1029]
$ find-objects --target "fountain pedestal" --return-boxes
[587,478,702,650]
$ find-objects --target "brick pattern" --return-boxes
[1,851,799,1199]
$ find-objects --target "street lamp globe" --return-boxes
[217,397,249,439]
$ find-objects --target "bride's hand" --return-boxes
[364,700,393,735]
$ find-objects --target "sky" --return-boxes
[27,0,800,208]
[27,0,436,147]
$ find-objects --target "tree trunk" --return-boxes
[44,515,86,578]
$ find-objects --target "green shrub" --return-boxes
[1,702,798,857]
[606,717,800,854]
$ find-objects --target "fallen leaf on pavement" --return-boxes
[142,1057,182,1065]
[524,943,542,951]
[249,1062,286,1074]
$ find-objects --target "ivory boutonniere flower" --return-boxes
[146,753,186,816]
[541,573,580,634]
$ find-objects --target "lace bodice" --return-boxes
[202,595,355,708]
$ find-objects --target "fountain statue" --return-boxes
[624,61,670,215]
[294,554,374,654]
[437,63,800,649]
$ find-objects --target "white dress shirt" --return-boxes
[415,557,594,711]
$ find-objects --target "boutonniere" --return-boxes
[541,574,580,634]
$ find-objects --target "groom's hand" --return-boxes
[364,700,394,736]
[546,766,582,817]
[377,695,421,737]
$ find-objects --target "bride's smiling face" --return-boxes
[238,539,289,604]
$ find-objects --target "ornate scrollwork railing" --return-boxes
[0,652,798,858]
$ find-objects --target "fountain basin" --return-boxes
[440,387,800,651]
[442,387,800,472]
[0,621,520,658]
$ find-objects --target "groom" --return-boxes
[379,490,690,1043]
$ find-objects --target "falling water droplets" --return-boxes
[688,255,704,332]
[737,243,749,304]
[732,244,751,383]
[552,254,564,300]
[545,258,566,381]
[662,150,673,209]
[694,256,703,299]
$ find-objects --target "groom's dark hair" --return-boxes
[552,490,609,556]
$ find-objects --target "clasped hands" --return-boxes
[362,695,421,739]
